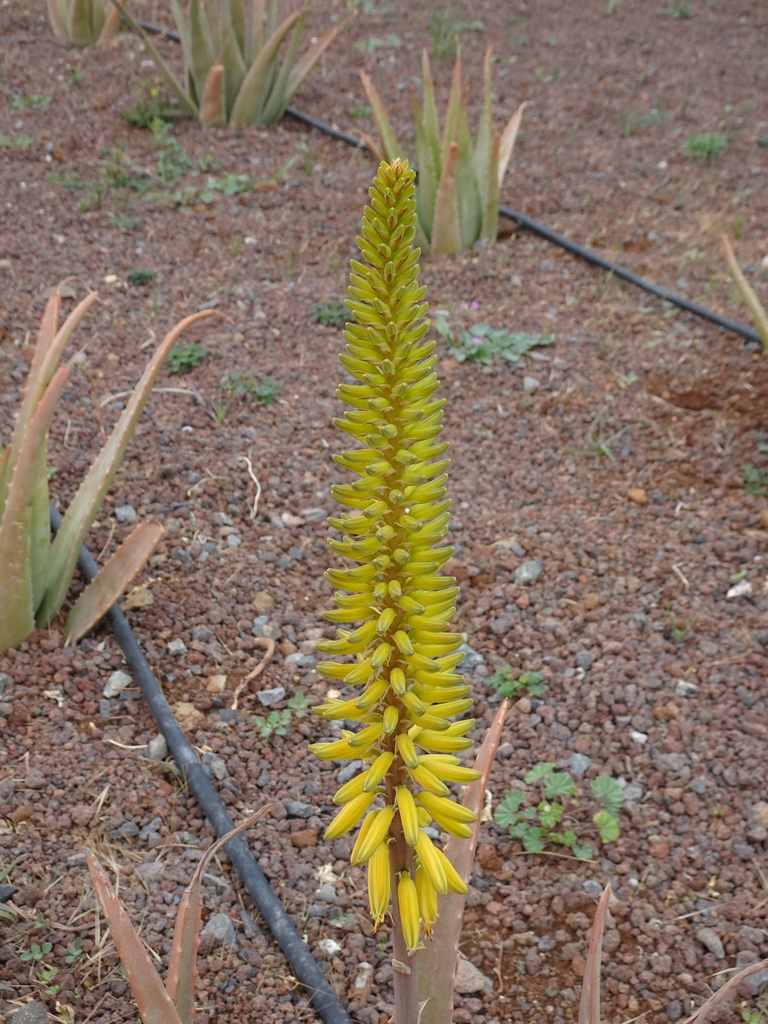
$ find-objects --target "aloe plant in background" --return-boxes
[721,233,768,352]
[0,287,213,655]
[46,0,121,47]
[361,48,527,256]
[114,0,351,125]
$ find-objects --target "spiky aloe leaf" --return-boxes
[430,142,462,257]
[64,521,164,645]
[722,234,768,351]
[38,309,215,628]
[199,64,227,125]
[359,70,402,163]
[228,8,305,124]
[578,884,611,1024]
[88,854,186,1024]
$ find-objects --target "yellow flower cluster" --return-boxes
[310,159,480,951]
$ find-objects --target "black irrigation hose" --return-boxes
[50,507,352,1024]
[134,15,761,344]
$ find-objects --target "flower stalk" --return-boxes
[311,158,481,1017]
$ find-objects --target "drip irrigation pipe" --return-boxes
[134,17,761,347]
[50,507,352,1024]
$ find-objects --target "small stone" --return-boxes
[575,650,594,672]
[134,860,164,883]
[192,625,213,642]
[301,507,328,521]
[742,966,768,997]
[514,560,543,585]
[201,753,228,781]
[103,670,132,698]
[696,927,725,959]
[291,828,318,849]
[630,730,649,744]
[252,591,275,612]
[582,880,604,898]
[457,643,484,672]
[627,487,648,505]
[348,962,374,1009]
[337,760,363,784]
[145,735,168,760]
[726,579,753,599]
[114,504,137,523]
[455,958,492,994]
[9,1000,49,1024]
[139,817,162,841]
[110,821,140,839]
[675,679,700,697]
[281,511,305,527]
[167,638,188,656]
[258,686,285,707]
[318,938,341,955]
[205,674,227,694]
[522,375,540,394]
[315,883,337,903]
[285,800,313,819]
[172,702,205,732]
[569,753,591,776]
[200,913,236,948]
[665,1000,683,1021]
[749,803,768,829]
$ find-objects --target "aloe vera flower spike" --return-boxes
[311,160,481,973]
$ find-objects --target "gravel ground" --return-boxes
[1,2,767,1023]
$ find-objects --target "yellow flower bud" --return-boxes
[397,872,421,952]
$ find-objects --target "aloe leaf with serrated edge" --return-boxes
[229,9,304,124]
[64,521,164,645]
[412,52,440,242]
[497,99,527,191]
[578,884,610,1024]
[722,234,768,351]
[257,11,305,126]
[38,309,215,627]
[359,70,402,163]
[0,364,70,654]
[199,64,226,125]
[430,141,461,257]
[418,700,508,1024]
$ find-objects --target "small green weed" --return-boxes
[619,104,668,137]
[123,84,180,130]
[494,764,624,859]
[311,299,349,328]
[254,693,309,738]
[167,342,210,375]
[435,313,552,365]
[355,34,402,51]
[659,0,691,16]
[685,132,728,159]
[151,122,194,182]
[12,94,51,110]
[574,407,628,466]
[20,942,53,964]
[429,6,484,61]
[201,372,281,422]
[349,104,372,119]
[664,613,693,645]
[742,992,768,1024]
[0,134,34,149]
[127,269,156,287]
[68,65,84,86]
[63,938,84,964]
[743,464,768,495]
[347,0,392,15]
[487,666,544,699]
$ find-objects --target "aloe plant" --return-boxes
[0,287,213,655]
[361,48,527,256]
[114,0,350,125]
[46,0,121,47]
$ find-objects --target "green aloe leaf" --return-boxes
[359,70,402,162]
[229,9,304,124]
[722,234,768,351]
[430,141,461,257]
